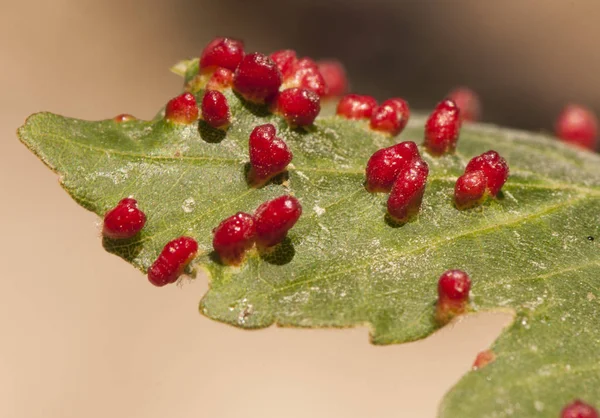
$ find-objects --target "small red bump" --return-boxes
[370,98,410,136]
[454,170,487,209]
[254,195,302,248]
[436,269,471,324]
[147,237,198,287]
[555,104,598,150]
[269,49,298,79]
[365,141,420,193]
[248,124,293,183]
[465,150,509,196]
[387,158,429,223]
[424,99,462,155]
[286,58,328,97]
[113,114,136,123]
[562,400,599,418]
[317,60,348,97]
[276,88,321,127]
[438,270,471,300]
[165,93,199,124]
[448,87,481,122]
[472,350,496,370]
[233,53,282,104]
[199,37,245,72]
[201,90,230,129]
[212,212,256,265]
[336,94,378,120]
[206,67,234,91]
[103,198,146,239]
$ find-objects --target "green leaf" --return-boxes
[18,65,600,416]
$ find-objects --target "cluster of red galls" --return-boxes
[100,199,469,321]
[102,119,301,287]
[102,198,196,286]
[123,37,600,153]
[162,37,348,129]
[102,194,301,286]
[212,195,302,265]
[104,36,515,287]
[360,98,509,223]
[336,95,410,136]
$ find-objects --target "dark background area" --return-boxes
[12,0,598,132]
[167,0,600,132]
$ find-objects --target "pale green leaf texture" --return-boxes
[18,73,600,416]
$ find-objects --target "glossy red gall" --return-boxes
[276,87,321,127]
[270,51,327,97]
[233,53,282,104]
[317,60,348,97]
[424,99,461,155]
[561,400,599,418]
[386,158,429,223]
[102,198,146,240]
[336,94,378,120]
[206,67,234,91]
[286,57,328,97]
[165,93,199,124]
[465,150,509,196]
[472,350,496,370]
[113,114,136,123]
[555,104,598,150]
[248,123,293,184]
[212,212,256,265]
[454,170,487,209]
[370,98,410,136]
[269,49,298,80]
[365,141,420,193]
[438,269,471,301]
[199,37,245,72]
[436,269,471,324]
[254,195,302,248]
[448,87,481,122]
[147,237,198,287]
[201,90,230,129]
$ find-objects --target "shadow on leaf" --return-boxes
[259,237,295,265]
[199,121,227,143]
[244,162,290,188]
[102,236,144,262]
[384,213,410,228]
[235,92,271,117]
[284,124,316,140]
[208,250,221,265]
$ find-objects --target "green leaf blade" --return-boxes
[18,87,600,417]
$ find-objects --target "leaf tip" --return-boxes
[170,58,198,77]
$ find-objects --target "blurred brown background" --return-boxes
[1,0,596,417]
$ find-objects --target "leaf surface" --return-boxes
[18,62,600,416]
